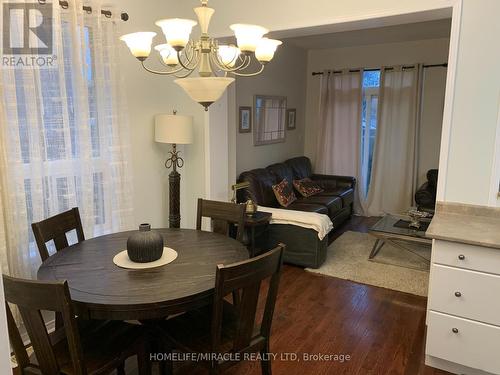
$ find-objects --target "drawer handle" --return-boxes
[458,254,465,260]
[452,328,459,334]
[455,291,462,297]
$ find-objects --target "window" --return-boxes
[13,22,107,251]
[360,70,381,196]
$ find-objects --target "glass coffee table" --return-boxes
[368,214,432,263]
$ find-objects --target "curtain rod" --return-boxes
[37,0,129,21]
[311,63,448,76]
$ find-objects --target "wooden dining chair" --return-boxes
[3,275,151,375]
[196,199,246,242]
[158,243,285,375]
[31,207,85,261]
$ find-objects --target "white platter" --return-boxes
[112,247,178,269]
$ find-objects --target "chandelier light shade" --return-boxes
[174,77,235,108]
[255,38,283,63]
[120,0,282,110]
[155,18,198,50]
[229,24,269,53]
[119,32,156,59]
[218,45,240,67]
[154,44,179,66]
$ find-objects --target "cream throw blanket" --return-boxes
[258,206,333,240]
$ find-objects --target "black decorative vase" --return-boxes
[127,224,164,263]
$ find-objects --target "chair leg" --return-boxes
[117,362,125,375]
[260,342,272,375]
[232,290,241,307]
[209,360,219,375]
[158,357,173,375]
[137,345,152,375]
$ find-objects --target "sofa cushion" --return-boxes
[318,187,354,207]
[272,179,297,207]
[297,195,342,217]
[237,168,279,207]
[286,202,328,215]
[293,178,324,197]
[285,156,312,180]
[266,163,295,186]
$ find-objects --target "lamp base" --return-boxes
[169,170,181,228]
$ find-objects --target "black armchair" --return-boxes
[415,169,438,212]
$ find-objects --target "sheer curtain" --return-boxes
[316,69,363,212]
[0,0,134,278]
[316,69,363,176]
[360,65,423,216]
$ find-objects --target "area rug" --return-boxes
[305,231,430,296]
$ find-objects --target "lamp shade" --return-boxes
[155,114,193,144]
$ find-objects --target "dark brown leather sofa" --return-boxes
[237,156,356,268]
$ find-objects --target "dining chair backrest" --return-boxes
[31,207,85,261]
[196,199,246,242]
[211,244,285,359]
[3,275,86,375]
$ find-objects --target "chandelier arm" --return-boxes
[237,55,253,71]
[157,57,190,74]
[173,70,196,79]
[176,50,198,72]
[210,52,252,73]
[231,64,266,77]
[179,42,200,69]
[207,55,225,77]
[140,60,181,75]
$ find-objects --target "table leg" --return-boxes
[250,226,256,258]
[369,239,385,259]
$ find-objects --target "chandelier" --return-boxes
[120,0,282,110]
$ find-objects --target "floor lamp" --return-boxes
[155,112,193,228]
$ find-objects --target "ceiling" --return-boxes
[283,18,451,50]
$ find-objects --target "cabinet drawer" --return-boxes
[426,311,500,374]
[433,240,500,275]
[429,264,500,326]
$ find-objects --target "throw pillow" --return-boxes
[272,179,297,207]
[293,178,324,197]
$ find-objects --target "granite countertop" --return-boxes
[426,202,500,249]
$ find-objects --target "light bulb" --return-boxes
[255,38,282,63]
[119,32,156,60]
[229,24,268,54]
[155,18,197,50]
[218,45,240,67]
[154,44,179,66]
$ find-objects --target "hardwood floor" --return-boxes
[135,216,452,375]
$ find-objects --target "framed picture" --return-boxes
[286,108,296,130]
[239,106,252,133]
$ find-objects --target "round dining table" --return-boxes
[37,228,248,320]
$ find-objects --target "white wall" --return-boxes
[117,0,500,214]
[419,67,447,185]
[304,38,450,174]
[167,0,453,38]
[440,0,500,206]
[236,44,307,174]
[118,0,206,229]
